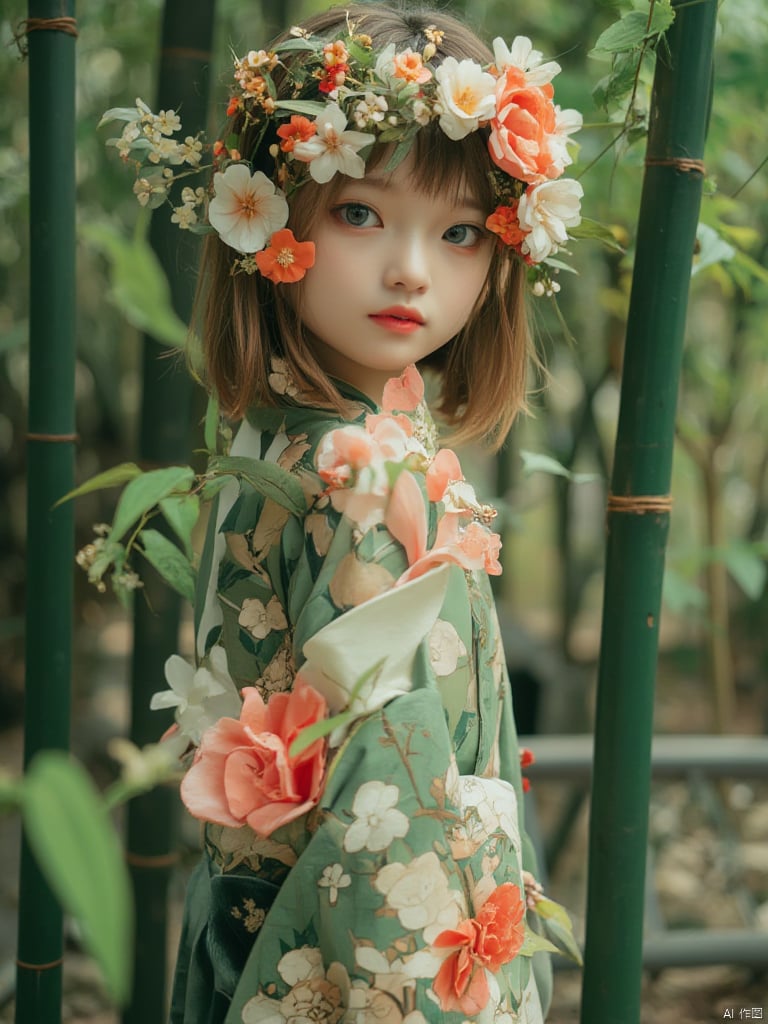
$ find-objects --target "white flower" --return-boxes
[147,136,187,165]
[353,91,389,129]
[149,645,242,745]
[343,780,410,853]
[293,103,375,184]
[434,57,496,140]
[238,595,288,639]
[243,950,351,1024]
[180,135,203,166]
[107,735,186,788]
[412,100,431,126]
[318,863,351,906]
[171,204,198,229]
[547,106,584,177]
[207,165,289,254]
[517,178,583,262]
[132,172,167,207]
[373,851,464,940]
[181,185,206,207]
[154,108,181,135]
[428,619,467,676]
[492,36,561,85]
[373,42,397,82]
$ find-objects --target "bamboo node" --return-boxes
[15,956,64,972]
[12,17,78,58]
[606,493,673,515]
[126,850,180,869]
[645,156,706,175]
[26,432,80,444]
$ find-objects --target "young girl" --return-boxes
[130,4,584,1021]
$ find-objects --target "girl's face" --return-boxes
[299,150,494,404]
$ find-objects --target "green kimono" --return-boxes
[170,370,552,1024]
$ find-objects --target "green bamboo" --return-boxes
[122,4,216,1022]
[580,3,717,1022]
[16,4,77,1024]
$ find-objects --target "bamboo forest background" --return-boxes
[2,0,766,727]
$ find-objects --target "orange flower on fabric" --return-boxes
[180,679,327,837]
[486,203,527,250]
[276,115,317,153]
[433,883,526,1015]
[255,229,316,283]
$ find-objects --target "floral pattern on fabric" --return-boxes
[170,367,554,1024]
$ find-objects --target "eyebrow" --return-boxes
[352,174,488,215]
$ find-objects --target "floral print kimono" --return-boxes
[168,366,553,1024]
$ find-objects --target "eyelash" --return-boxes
[333,202,484,248]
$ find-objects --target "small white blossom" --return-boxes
[180,136,203,166]
[318,863,351,905]
[133,172,168,206]
[343,780,410,853]
[492,36,561,85]
[150,645,242,745]
[154,108,181,136]
[518,178,583,262]
[171,204,199,229]
[353,92,388,129]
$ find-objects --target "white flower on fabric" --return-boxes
[428,619,467,676]
[238,595,288,640]
[492,36,561,85]
[243,948,351,1024]
[207,165,289,254]
[318,863,351,906]
[517,178,583,262]
[343,780,410,853]
[373,851,464,940]
[434,57,496,140]
[149,645,241,745]
[292,102,374,183]
[355,947,445,996]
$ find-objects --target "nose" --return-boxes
[383,233,431,293]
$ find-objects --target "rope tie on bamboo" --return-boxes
[645,156,706,175]
[16,957,64,972]
[27,432,80,444]
[126,850,180,869]
[12,17,79,58]
[607,493,673,515]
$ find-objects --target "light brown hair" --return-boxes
[197,3,533,450]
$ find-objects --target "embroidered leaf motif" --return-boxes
[208,455,307,516]
[22,752,133,1004]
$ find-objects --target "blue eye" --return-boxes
[443,224,483,247]
[335,203,381,228]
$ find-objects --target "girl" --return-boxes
[131,4,584,1021]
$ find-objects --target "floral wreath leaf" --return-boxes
[207,455,307,516]
[110,465,195,542]
[53,462,142,508]
[568,217,625,252]
[274,99,328,117]
[272,37,320,54]
[138,528,197,602]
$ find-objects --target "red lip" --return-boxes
[370,306,425,324]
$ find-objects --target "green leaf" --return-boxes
[272,38,319,54]
[662,567,707,614]
[110,465,195,542]
[520,450,600,484]
[591,3,675,54]
[534,896,584,965]
[159,493,201,559]
[721,543,767,600]
[204,394,220,453]
[138,529,197,602]
[274,99,328,117]
[692,223,736,276]
[569,218,625,252]
[207,456,306,516]
[0,769,22,812]
[80,221,190,347]
[22,752,133,1004]
[98,105,140,128]
[54,462,142,508]
[519,926,560,958]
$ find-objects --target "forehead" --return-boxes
[344,151,487,213]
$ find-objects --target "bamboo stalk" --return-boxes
[580,3,718,1022]
[15,4,77,1024]
[122,4,216,1022]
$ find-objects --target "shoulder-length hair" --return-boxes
[197,3,533,450]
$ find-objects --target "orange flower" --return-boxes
[381,364,424,412]
[276,115,317,153]
[226,95,243,117]
[180,678,327,838]
[489,66,558,184]
[255,228,316,283]
[426,448,463,502]
[392,48,433,84]
[433,883,526,1015]
[486,203,527,250]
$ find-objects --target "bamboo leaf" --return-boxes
[207,456,306,516]
[54,462,143,507]
[110,466,195,542]
[80,221,190,347]
[569,218,625,252]
[591,4,675,54]
[520,450,600,484]
[22,752,133,1005]
[138,529,197,602]
[159,493,201,559]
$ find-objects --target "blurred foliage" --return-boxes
[1,0,767,728]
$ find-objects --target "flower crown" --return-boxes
[101,23,583,292]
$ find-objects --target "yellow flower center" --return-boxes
[276,247,295,267]
[453,86,478,115]
[239,194,262,219]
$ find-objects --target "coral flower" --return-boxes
[488,66,558,184]
[392,48,433,84]
[276,115,317,153]
[255,228,316,283]
[486,203,527,250]
[381,363,424,412]
[433,883,526,1015]
[180,679,327,837]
